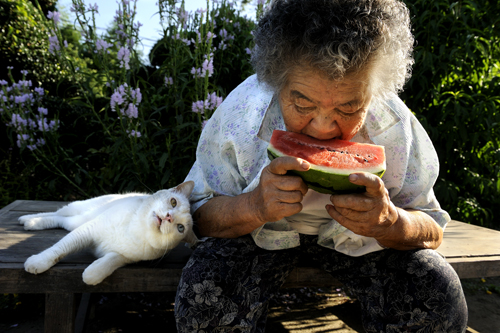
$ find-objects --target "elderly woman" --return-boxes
[175,0,468,332]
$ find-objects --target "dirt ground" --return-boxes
[1,277,499,333]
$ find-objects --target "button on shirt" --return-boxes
[185,75,450,256]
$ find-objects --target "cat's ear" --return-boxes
[183,228,198,245]
[175,181,195,198]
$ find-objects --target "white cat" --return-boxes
[19,181,197,285]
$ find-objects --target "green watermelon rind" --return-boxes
[267,146,386,195]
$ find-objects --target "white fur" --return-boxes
[20,181,196,285]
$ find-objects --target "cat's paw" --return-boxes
[18,215,32,225]
[24,254,53,274]
[82,268,108,285]
[22,217,47,230]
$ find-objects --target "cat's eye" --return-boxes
[170,198,177,207]
[177,224,185,233]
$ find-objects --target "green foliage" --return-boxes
[0,0,257,203]
[0,0,75,92]
[402,0,500,229]
[0,0,498,231]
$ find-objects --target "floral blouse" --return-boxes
[185,74,450,256]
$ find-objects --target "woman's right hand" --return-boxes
[250,156,310,224]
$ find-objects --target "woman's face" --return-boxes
[279,69,372,141]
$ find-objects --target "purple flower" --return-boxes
[11,114,27,131]
[110,91,124,111]
[48,34,60,54]
[47,11,61,25]
[191,92,224,114]
[192,100,204,114]
[191,58,214,79]
[131,88,142,104]
[88,3,99,12]
[127,130,141,138]
[110,84,141,119]
[38,118,58,132]
[70,3,85,13]
[0,80,7,85]
[38,107,48,115]
[117,47,131,69]
[164,77,173,86]
[125,103,138,118]
[96,39,113,52]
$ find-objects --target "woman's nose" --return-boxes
[306,116,339,140]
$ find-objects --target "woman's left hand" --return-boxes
[325,172,399,239]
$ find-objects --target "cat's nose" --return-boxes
[163,213,173,223]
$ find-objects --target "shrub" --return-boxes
[401,0,500,229]
[0,0,258,205]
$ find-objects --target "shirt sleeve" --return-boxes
[183,75,273,215]
[183,105,248,215]
[373,98,451,229]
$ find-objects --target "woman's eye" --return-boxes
[177,224,185,233]
[295,105,315,114]
[170,198,177,207]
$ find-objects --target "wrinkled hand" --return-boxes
[250,156,309,223]
[326,172,399,240]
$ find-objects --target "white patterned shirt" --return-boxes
[185,75,450,256]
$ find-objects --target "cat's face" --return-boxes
[144,181,196,249]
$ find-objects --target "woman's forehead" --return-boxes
[283,70,371,107]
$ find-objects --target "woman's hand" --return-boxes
[250,156,310,224]
[326,172,399,240]
[326,172,443,250]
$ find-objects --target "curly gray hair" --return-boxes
[251,0,414,98]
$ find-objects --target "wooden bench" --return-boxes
[1,200,500,332]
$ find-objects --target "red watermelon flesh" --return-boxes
[267,130,386,194]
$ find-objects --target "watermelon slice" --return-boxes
[267,130,386,194]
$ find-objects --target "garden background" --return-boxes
[0,0,499,230]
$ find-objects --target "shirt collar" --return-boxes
[257,95,286,143]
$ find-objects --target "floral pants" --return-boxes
[174,234,468,333]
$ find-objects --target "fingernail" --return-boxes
[349,174,358,182]
[301,160,309,170]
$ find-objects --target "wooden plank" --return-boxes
[75,293,91,333]
[0,264,183,293]
[438,220,500,259]
[45,293,76,333]
[0,200,25,218]
[1,200,500,292]
[8,200,67,213]
[282,267,342,288]
[446,256,500,278]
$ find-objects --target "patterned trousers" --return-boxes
[175,234,468,332]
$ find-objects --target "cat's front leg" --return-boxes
[25,225,93,275]
[24,252,57,274]
[19,212,58,228]
[82,252,131,285]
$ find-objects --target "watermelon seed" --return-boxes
[364,159,368,162]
